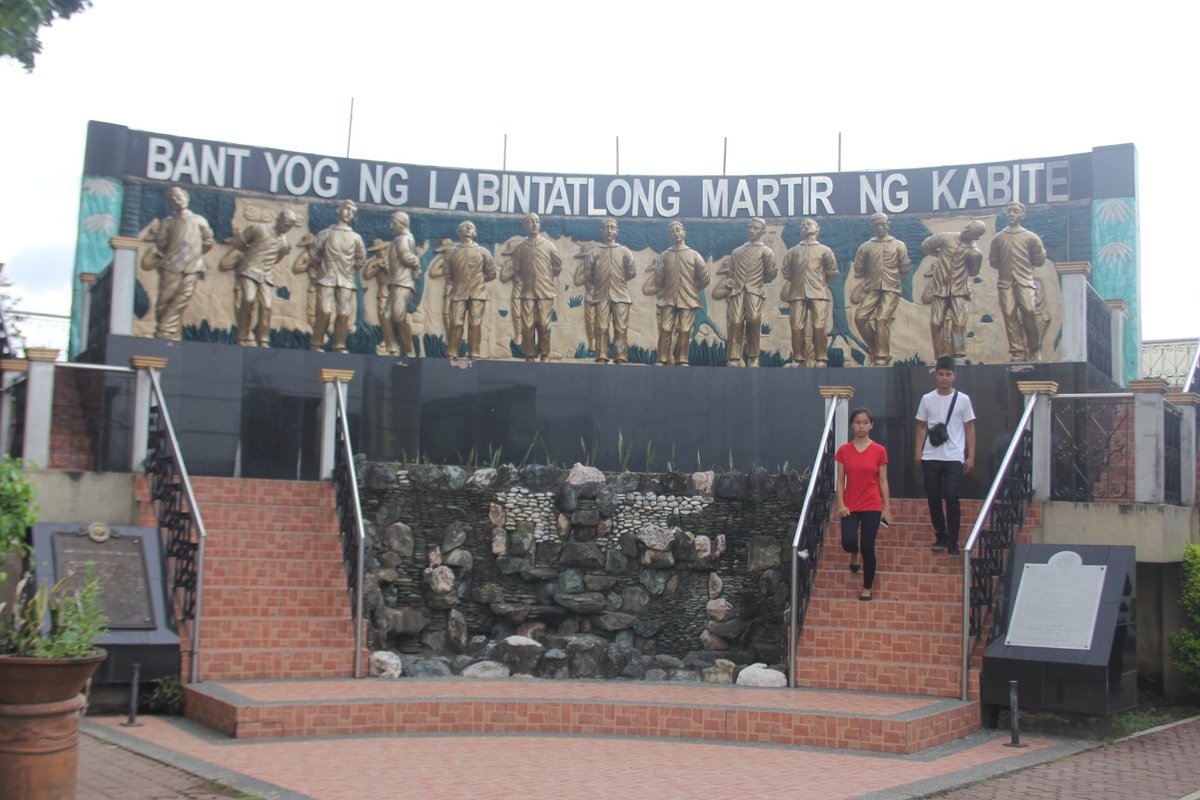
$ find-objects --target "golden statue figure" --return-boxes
[377,212,421,357]
[572,248,598,354]
[921,221,985,360]
[851,212,911,366]
[653,221,710,366]
[498,236,527,350]
[143,187,215,341]
[583,219,638,363]
[223,209,300,348]
[443,220,498,359]
[722,217,778,367]
[307,199,367,353]
[511,212,563,362]
[362,238,391,354]
[989,202,1048,361]
[781,218,838,367]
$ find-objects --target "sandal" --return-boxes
[849,553,861,574]
[859,592,873,602]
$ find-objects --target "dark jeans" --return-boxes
[840,510,882,589]
[922,459,963,546]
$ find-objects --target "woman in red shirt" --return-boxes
[834,408,891,601]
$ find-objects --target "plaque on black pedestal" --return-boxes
[32,523,181,685]
[982,543,1136,717]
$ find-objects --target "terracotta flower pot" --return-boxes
[0,650,106,800]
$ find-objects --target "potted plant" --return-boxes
[0,454,109,800]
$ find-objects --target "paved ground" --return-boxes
[74,713,1200,800]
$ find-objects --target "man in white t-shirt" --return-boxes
[914,356,976,556]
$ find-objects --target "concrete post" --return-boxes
[1131,378,1169,504]
[818,385,855,450]
[1057,262,1092,364]
[1106,299,1128,387]
[1017,381,1059,501]
[22,348,60,468]
[1165,392,1198,507]
[109,236,140,337]
[0,359,29,457]
[78,272,97,354]
[130,356,168,472]
[319,368,355,480]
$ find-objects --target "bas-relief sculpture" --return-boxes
[851,212,911,367]
[442,220,497,359]
[307,199,367,353]
[989,202,1049,361]
[781,218,837,367]
[142,187,214,340]
[133,185,1064,367]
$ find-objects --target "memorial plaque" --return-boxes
[51,527,156,629]
[1006,550,1104,650]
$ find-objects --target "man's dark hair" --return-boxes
[935,356,957,372]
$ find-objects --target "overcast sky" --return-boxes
[0,0,1190,344]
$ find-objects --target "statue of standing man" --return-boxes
[307,199,367,353]
[989,202,1048,361]
[781,218,838,367]
[444,220,498,359]
[583,219,637,363]
[147,187,215,340]
[229,209,301,347]
[511,213,563,362]
[654,221,710,366]
[380,212,421,357]
[921,221,985,360]
[724,217,778,367]
[852,212,911,366]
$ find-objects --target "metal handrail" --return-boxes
[959,396,1037,700]
[146,368,208,684]
[333,381,366,678]
[787,399,839,688]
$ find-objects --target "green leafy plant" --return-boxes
[1169,543,1200,691]
[0,455,37,580]
[0,563,108,658]
[617,430,630,472]
[644,440,655,473]
[145,675,184,716]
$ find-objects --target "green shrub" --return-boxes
[1169,543,1200,691]
[0,455,37,578]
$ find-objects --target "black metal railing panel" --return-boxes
[1164,403,1183,506]
[86,268,114,356]
[787,401,839,687]
[1085,284,1113,378]
[1050,396,1133,502]
[332,381,366,678]
[7,376,26,459]
[144,368,207,683]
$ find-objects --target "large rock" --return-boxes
[509,526,534,556]
[640,549,675,569]
[467,468,498,490]
[442,522,468,552]
[461,660,511,679]
[361,462,397,491]
[559,541,604,569]
[659,471,689,495]
[498,635,545,674]
[699,629,730,650]
[369,650,403,678]
[706,598,736,621]
[708,572,724,599]
[566,462,606,488]
[621,586,652,615]
[407,464,444,489]
[747,536,782,572]
[594,612,637,632]
[610,472,640,493]
[600,644,639,678]
[639,570,671,596]
[569,652,600,679]
[472,582,504,604]
[553,591,606,614]
[636,524,675,551]
[446,609,468,652]
[490,601,531,624]
[491,526,508,556]
[444,466,468,489]
[584,574,618,592]
[595,485,617,517]
[558,568,585,594]
[707,618,747,639]
[605,550,628,574]
[748,467,776,499]
[386,607,428,635]
[538,648,570,680]
[405,657,454,678]
[735,663,788,688]
[444,549,474,571]
[518,464,563,490]
[691,471,715,495]
[495,556,530,575]
[425,565,455,593]
[713,471,745,499]
[380,522,414,558]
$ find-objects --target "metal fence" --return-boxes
[1086,284,1113,378]
[1141,339,1198,387]
[1164,403,1183,506]
[1050,394,1134,503]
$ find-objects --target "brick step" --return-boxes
[183,679,981,754]
[199,617,354,646]
[198,647,356,681]
[204,557,348,584]
[201,531,343,559]
[201,587,351,617]
[821,549,967,576]
[816,573,963,603]
[793,657,964,698]
[191,477,334,506]
[803,598,963,632]
[797,628,962,663]
[197,505,338,531]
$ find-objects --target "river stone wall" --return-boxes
[357,461,807,681]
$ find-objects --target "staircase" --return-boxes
[138,476,358,681]
[795,497,1038,699]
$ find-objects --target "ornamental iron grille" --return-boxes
[1141,339,1198,388]
[1085,285,1112,378]
[1164,403,1183,506]
[1050,397,1133,502]
[971,427,1033,643]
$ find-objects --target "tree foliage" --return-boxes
[0,0,92,72]
[1170,543,1200,692]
